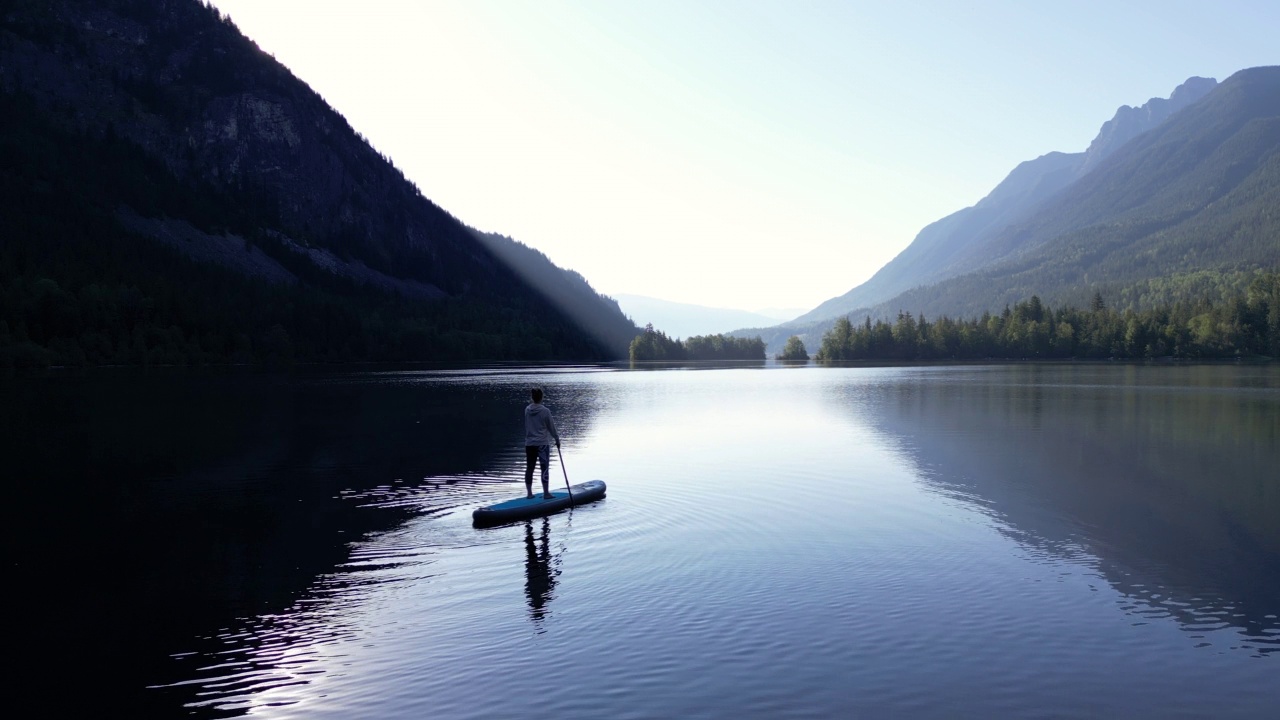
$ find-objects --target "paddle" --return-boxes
[556,441,575,505]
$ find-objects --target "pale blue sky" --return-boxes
[208,0,1277,311]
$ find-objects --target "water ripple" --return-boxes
[139,365,1280,718]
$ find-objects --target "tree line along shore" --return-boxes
[813,273,1279,363]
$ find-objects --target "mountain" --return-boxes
[753,68,1278,354]
[1078,76,1220,176]
[795,76,1220,325]
[884,66,1280,317]
[612,294,799,339]
[0,0,638,367]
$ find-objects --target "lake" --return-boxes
[5,362,1278,718]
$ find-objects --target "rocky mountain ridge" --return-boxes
[745,68,1277,354]
[795,75,1220,326]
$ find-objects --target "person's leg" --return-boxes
[524,446,538,499]
[539,445,553,498]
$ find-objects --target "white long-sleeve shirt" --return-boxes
[524,402,560,446]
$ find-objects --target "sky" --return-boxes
[207,0,1277,312]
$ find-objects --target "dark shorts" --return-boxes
[525,445,551,480]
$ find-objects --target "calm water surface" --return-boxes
[5,363,1278,718]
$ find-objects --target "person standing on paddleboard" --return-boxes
[524,387,561,500]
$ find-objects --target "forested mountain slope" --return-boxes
[796,76,1218,325]
[795,150,1083,325]
[879,66,1280,319]
[0,0,637,367]
[748,68,1278,355]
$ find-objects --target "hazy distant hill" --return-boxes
[796,76,1219,325]
[612,294,800,339]
[749,68,1278,354]
[0,0,638,366]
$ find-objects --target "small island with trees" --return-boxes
[775,336,809,362]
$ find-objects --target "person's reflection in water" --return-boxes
[524,517,560,628]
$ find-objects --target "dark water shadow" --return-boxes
[524,516,562,630]
[845,363,1280,657]
[0,366,603,717]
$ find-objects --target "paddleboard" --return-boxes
[472,480,607,527]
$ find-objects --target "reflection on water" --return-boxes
[1,366,604,716]
[858,363,1280,656]
[524,518,561,628]
[4,363,1277,718]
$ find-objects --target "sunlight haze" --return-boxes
[207,0,1278,312]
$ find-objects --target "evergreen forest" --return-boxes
[814,272,1280,363]
[0,93,626,369]
[1,2,639,369]
[629,325,767,362]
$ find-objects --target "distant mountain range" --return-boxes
[612,294,803,339]
[4,2,1276,366]
[0,0,638,366]
[744,68,1280,353]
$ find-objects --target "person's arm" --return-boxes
[549,414,560,447]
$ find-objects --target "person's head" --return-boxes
[530,387,543,403]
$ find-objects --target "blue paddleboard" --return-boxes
[472,480,607,527]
